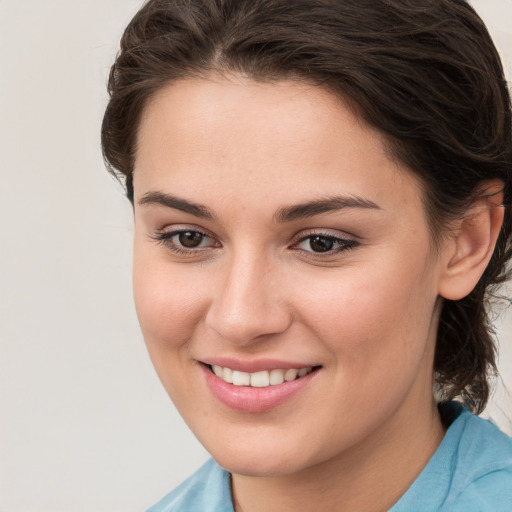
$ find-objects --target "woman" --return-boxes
[101,0,512,510]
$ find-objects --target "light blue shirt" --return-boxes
[147,402,512,512]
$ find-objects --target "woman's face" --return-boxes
[133,76,446,477]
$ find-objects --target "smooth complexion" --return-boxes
[132,76,502,512]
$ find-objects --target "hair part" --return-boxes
[101,0,512,413]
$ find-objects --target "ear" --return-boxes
[438,180,504,301]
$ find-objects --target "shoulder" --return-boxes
[444,408,512,512]
[392,402,512,512]
[145,459,234,512]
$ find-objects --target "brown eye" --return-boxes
[309,235,335,253]
[294,233,357,255]
[178,231,206,248]
[153,228,218,254]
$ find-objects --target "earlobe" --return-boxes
[438,180,504,301]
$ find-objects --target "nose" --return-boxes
[205,251,292,345]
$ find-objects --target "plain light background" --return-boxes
[0,1,511,511]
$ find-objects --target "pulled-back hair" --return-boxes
[101,0,512,413]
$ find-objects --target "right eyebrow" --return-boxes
[138,191,215,220]
[274,194,381,223]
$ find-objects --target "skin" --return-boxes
[132,75,503,512]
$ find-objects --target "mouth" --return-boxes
[208,363,319,388]
[200,362,322,413]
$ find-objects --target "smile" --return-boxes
[202,363,322,413]
[210,365,315,388]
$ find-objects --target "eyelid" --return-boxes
[150,224,359,258]
[150,224,221,254]
[290,229,359,255]
[291,227,358,244]
[153,223,218,240]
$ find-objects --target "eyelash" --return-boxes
[151,228,358,257]
[292,231,358,257]
[151,228,218,255]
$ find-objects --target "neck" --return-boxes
[231,398,444,512]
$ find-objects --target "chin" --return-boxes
[202,435,317,477]
[216,454,303,478]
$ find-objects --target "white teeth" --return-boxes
[269,369,285,385]
[284,368,298,381]
[211,365,314,387]
[223,367,233,384]
[232,370,250,386]
[250,371,270,387]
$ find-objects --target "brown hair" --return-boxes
[102,0,512,413]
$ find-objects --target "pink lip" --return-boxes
[202,357,318,373]
[200,363,321,413]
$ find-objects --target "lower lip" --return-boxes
[201,364,320,413]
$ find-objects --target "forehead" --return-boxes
[134,75,424,217]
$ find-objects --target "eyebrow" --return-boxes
[138,190,380,222]
[274,195,381,223]
[138,191,215,220]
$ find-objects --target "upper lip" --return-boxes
[199,357,320,373]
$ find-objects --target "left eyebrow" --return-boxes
[138,190,215,220]
[274,195,381,223]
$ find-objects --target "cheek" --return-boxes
[132,246,209,352]
[293,253,438,375]
[132,247,212,412]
